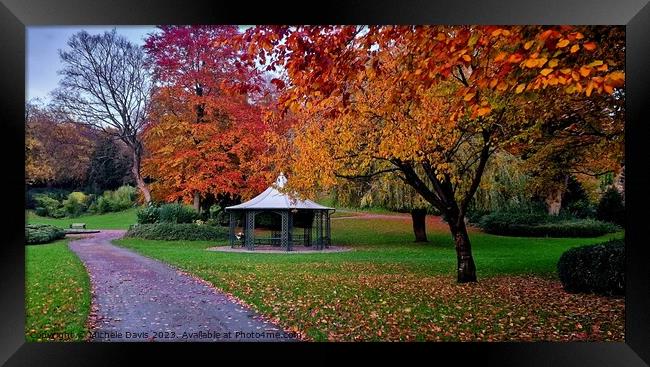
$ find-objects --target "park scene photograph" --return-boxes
[25,25,625,342]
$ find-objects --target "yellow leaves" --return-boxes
[463,92,476,101]
[548,59,559,68]
[556,39,570,48]
[524,40,534,50]
[570,44,580,53]
[436,32,447,41]
[587,60,603,68]
[515,83,526,94]
[583,42,597,51]
[540,68,554,77]
[462,54,472,62]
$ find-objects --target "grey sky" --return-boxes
[27,25,264,104]
[27,25,157,102]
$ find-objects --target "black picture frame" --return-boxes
[1,0,648,365]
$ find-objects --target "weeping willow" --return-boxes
[468,151,531,213]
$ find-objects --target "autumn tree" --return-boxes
[53,30,153,203]
[25,101,97,187]
[508,26,625,215]
[142,26,271,210]
[236,25,625,282]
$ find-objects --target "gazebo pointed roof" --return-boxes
[225,173,334,211]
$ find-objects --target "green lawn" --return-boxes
[25,239,91,341]
[27,208,137,230]
[115,215,624,341]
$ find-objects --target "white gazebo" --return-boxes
[225,173,335,251]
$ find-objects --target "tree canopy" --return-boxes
[231,25,625,282]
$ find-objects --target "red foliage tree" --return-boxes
[143,26,271,210]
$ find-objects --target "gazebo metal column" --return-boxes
[229,212,236,248]
[244,210,257,250]
[280,210,294,251]
[314,210,323,250]
[325,210,331,248]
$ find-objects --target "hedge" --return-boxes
[26,224,66,245]
[557,239,624,296]
[125,223,227,241]
[478,211,620,237]
[158,203,198,224]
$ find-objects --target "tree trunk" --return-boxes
[193,191,201,213]
[130,147,151,204]
[545,187,563,215]
[410,208,428,242]
[448,213,477,283]
[546,175,569,215]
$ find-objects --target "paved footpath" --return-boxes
[68,230,294,342]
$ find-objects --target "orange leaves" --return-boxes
[579,66,592,77]
[491,28,511,37]
[226,25,624,206]
[508,53,524,63]
[582,42,597,51]
[463,92,476,101]
[476,106,492,117]
[523,56,548,69]
[607,71,625,85]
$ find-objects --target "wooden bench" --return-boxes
[70,223,86,229]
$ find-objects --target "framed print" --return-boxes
[1,0,649,365]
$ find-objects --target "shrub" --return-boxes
[479,211,620,237]
[33,194,63,217]
[26,188,70,209]
[125,223,227,241]
[596,187,625,226]
[26,224,66,245]
[557,239,624,296]
[63,191,88,217]
[90,185,137,214]
[111,185,137,210]
[478,210,549,232]
[562,199,596,219]
[159,203,198,224]
[137,204,160,224]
